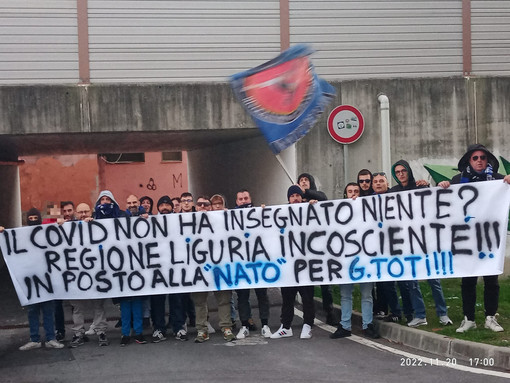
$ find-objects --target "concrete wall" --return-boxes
[297,77,510,199]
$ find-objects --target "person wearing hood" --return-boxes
[439,144,510,333]
[0,209,64,351]
[297,173,327,202]
[94,190,145,346]
[93,190,127,219]
[139,196,154,215]
[297,173,336,325]
[389,160,453,328]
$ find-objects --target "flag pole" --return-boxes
[275,154,295,184]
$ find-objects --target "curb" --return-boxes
[313,297,510,371]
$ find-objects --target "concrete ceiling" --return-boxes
[0,129,261,159]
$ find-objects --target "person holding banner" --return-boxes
[389,160,453,328]
[271,185,316,339]
[438,144,510,333]
[193,195,236,343]
[0,209,64,351]
[357,169,374,197]
[331,184,379,339]
[297,173,336,326]
[234,189,272,339]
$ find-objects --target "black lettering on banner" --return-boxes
[114,217,130,240]
[362,197,377,222]
[151,269,168,288]
[306,204,321,226]
[288,231,306,257]
[112,271,127,291]
[451,224,472,255]
[64,248,78,270]
[388,226,404,255]
[107,247,125,271]
[45,225,63,247]
[25,273,53,299]
[294,259,307,283]
[344,230,361,257]
[193,267,208,286]
[261,207,272,228]
[96,270,112,292]
[307,231,326,255]
[458,185,478,216]
[396,193,413,220]
[79,248,95,270]
[327,259,342,281]
[335,202,353,224]
[192,239,206,264]
[408,226,427,254]
[228,237,243,262]
[88,221,108,244]
[273,208,287,229]
[127,242,145,269]
[326,232,344,257]
[77,271,93,291]
[128,271,144,291]
[309,260,323,282]
[151,215,168,238]
[252,236,270,262]
[319,202,334,225]
[436,188,453,219]
[145,242,160,268]
[62,271,76,291]
[58,222,77,246]
[179,214,196,235]
[385,195,396,220]
[3,231,12,255]
[361,230,376,256]
[30,226,46,249]
[197,213,213,234]
[44,251,61,273]
[133,217,150,238]
[429,223,446,253]
[288,205,303,226]
[12,230,27,254]
[246,208,261,229]
[414,189,433,219]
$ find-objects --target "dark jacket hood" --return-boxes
[457,144,499,173]
[297,173,317,191]
[139,196,154,215]
[391,159,417,189]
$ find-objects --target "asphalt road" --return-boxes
[0,305,509,383]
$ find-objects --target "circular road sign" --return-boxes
[327,105,364,144]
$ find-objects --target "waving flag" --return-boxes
[230,45,336,154]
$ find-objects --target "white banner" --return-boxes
[1,181,509,305]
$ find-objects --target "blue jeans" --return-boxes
[28,301,55,342]
[120,298,143,336]
[408,280,427,319]
[340,282,373,330]
[428,279,448,317]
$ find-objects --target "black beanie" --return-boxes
[157,195,173,209]
[287,185,304,201]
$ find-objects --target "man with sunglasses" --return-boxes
[357,169,374,196]
[389,160,453,328]
[439,144,510,333]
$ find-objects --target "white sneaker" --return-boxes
[439,315,453,326]
[45,339,64,349]
[485,315,504,332]
[300,324,312,339]
[19,341,42,351]
[456,316,477,333]
[85,327,96,336]
[407,317,427,327]
[236,326,249,339]
[261,325,272,338]
[206,321,216,334]
[270,325,293,339]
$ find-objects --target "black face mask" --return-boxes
[236,203,254,209]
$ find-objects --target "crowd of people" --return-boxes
[2,143,509,351]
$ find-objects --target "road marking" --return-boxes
[294,308,510,379]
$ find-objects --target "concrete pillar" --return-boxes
[0,163,22,268]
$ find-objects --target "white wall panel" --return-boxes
[0,0,78,84]
[88,0,281,83]
[290,0,464,80]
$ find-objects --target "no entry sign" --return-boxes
[327,105,364,144]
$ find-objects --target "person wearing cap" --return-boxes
[271,185,316,340]
[439,144,510,333]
